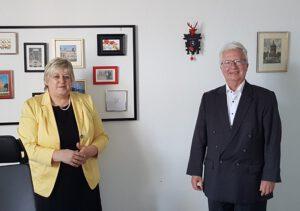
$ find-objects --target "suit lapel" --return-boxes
[41,92,60,148]
[70,92,84,136]
[220,82,254,153]
[216,85,231,129]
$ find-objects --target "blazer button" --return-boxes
[236,162,240,166]
[215,145,218,149]
[219,160,223,164]
[242,149,247,152]
[248,134,252,138]
[212,130,216,134]
[80,134,84,139]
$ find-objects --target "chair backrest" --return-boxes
[0,135,37,211]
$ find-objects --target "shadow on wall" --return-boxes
[266,61,300,211]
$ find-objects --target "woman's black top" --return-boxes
[34,104,102,211]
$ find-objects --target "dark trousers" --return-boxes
[208,199,267,211]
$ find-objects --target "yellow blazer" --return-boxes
[18,91,109,197]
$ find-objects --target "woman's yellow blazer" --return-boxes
[18,91,109,197]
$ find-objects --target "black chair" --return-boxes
[0,135,37,211]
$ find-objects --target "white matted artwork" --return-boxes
[0,32,18,54]
[53,38,84,68]
[257,32,289,72]
[105,90,128,112]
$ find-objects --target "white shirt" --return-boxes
[226,81,245,126]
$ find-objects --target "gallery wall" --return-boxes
[0,0,299,210]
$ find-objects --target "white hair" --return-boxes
[219,41,248,63]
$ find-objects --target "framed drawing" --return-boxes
[93,66,119,85]
[72,80,86,94]
[24,43,47,72]
[105,90,128,112]
[0,32,18,54]
[97,34,125,56]
[257,32,289,72]
[0,70,14,99]
[53,38,84,68]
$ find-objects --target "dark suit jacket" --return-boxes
[187,81,281,204]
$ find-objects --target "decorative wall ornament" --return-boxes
[183,22,202,61]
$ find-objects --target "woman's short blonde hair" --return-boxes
[44,57,75,90]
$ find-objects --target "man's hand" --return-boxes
[191,176,203,191]
[259,180,275,196]
[52,149,85,167]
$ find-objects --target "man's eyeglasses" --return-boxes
[221,60,248,67]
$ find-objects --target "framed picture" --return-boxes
[97,34,125,56]
[24,43,47,72]
[0,70,14,99]
[0,32,18,54]
[257,32,289,72]
[105,90,128,112]
[53,38,84,68]
[72,80,86,94]
[32,92,44,97]
[93,66,119,85]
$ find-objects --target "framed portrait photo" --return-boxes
[97,34,125,56]
[0,32,18,54]
[105,90,128,112]
[53,38,84,68]
[0,70,14,99]
[24,43,47,72]
[72,80,86,94]
[93,66,119,85]
[257,32,289,73]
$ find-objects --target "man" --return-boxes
[187,42,281,211]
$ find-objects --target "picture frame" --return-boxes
[0,32,18,54]
[97,34,125,56]
[257,32,289,73]
[0,70,14,99]
[93,66,119,85]
[105,90,128,112]
[53,38,84,68]
[72,80,86,94]
[24,43,47,72]
[32,92,44,97]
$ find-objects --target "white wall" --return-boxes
[1,0,299,210]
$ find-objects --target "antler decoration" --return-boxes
[187,22,198,36]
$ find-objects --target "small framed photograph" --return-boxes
[32,92,44,97]
[72,80,86,94]
[24,43,47,72]
[53,38,84,68]
[97,34,125,56]
[0,32,18,54]
[93,66,119,85]
[257,32,289,72]
[0,70,14,99]
[105,90,128,112]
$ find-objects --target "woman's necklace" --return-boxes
[60,98,71,111]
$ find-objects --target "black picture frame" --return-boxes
[24,43,47,72]
[97,34,126,56]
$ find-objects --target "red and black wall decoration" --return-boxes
[183,22,202,61]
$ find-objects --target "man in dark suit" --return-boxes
[187,42,281,211]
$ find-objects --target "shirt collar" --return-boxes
[226,80,245,94]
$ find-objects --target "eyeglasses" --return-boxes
[221,59,248,67]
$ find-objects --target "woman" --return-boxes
[18,57,108,211]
